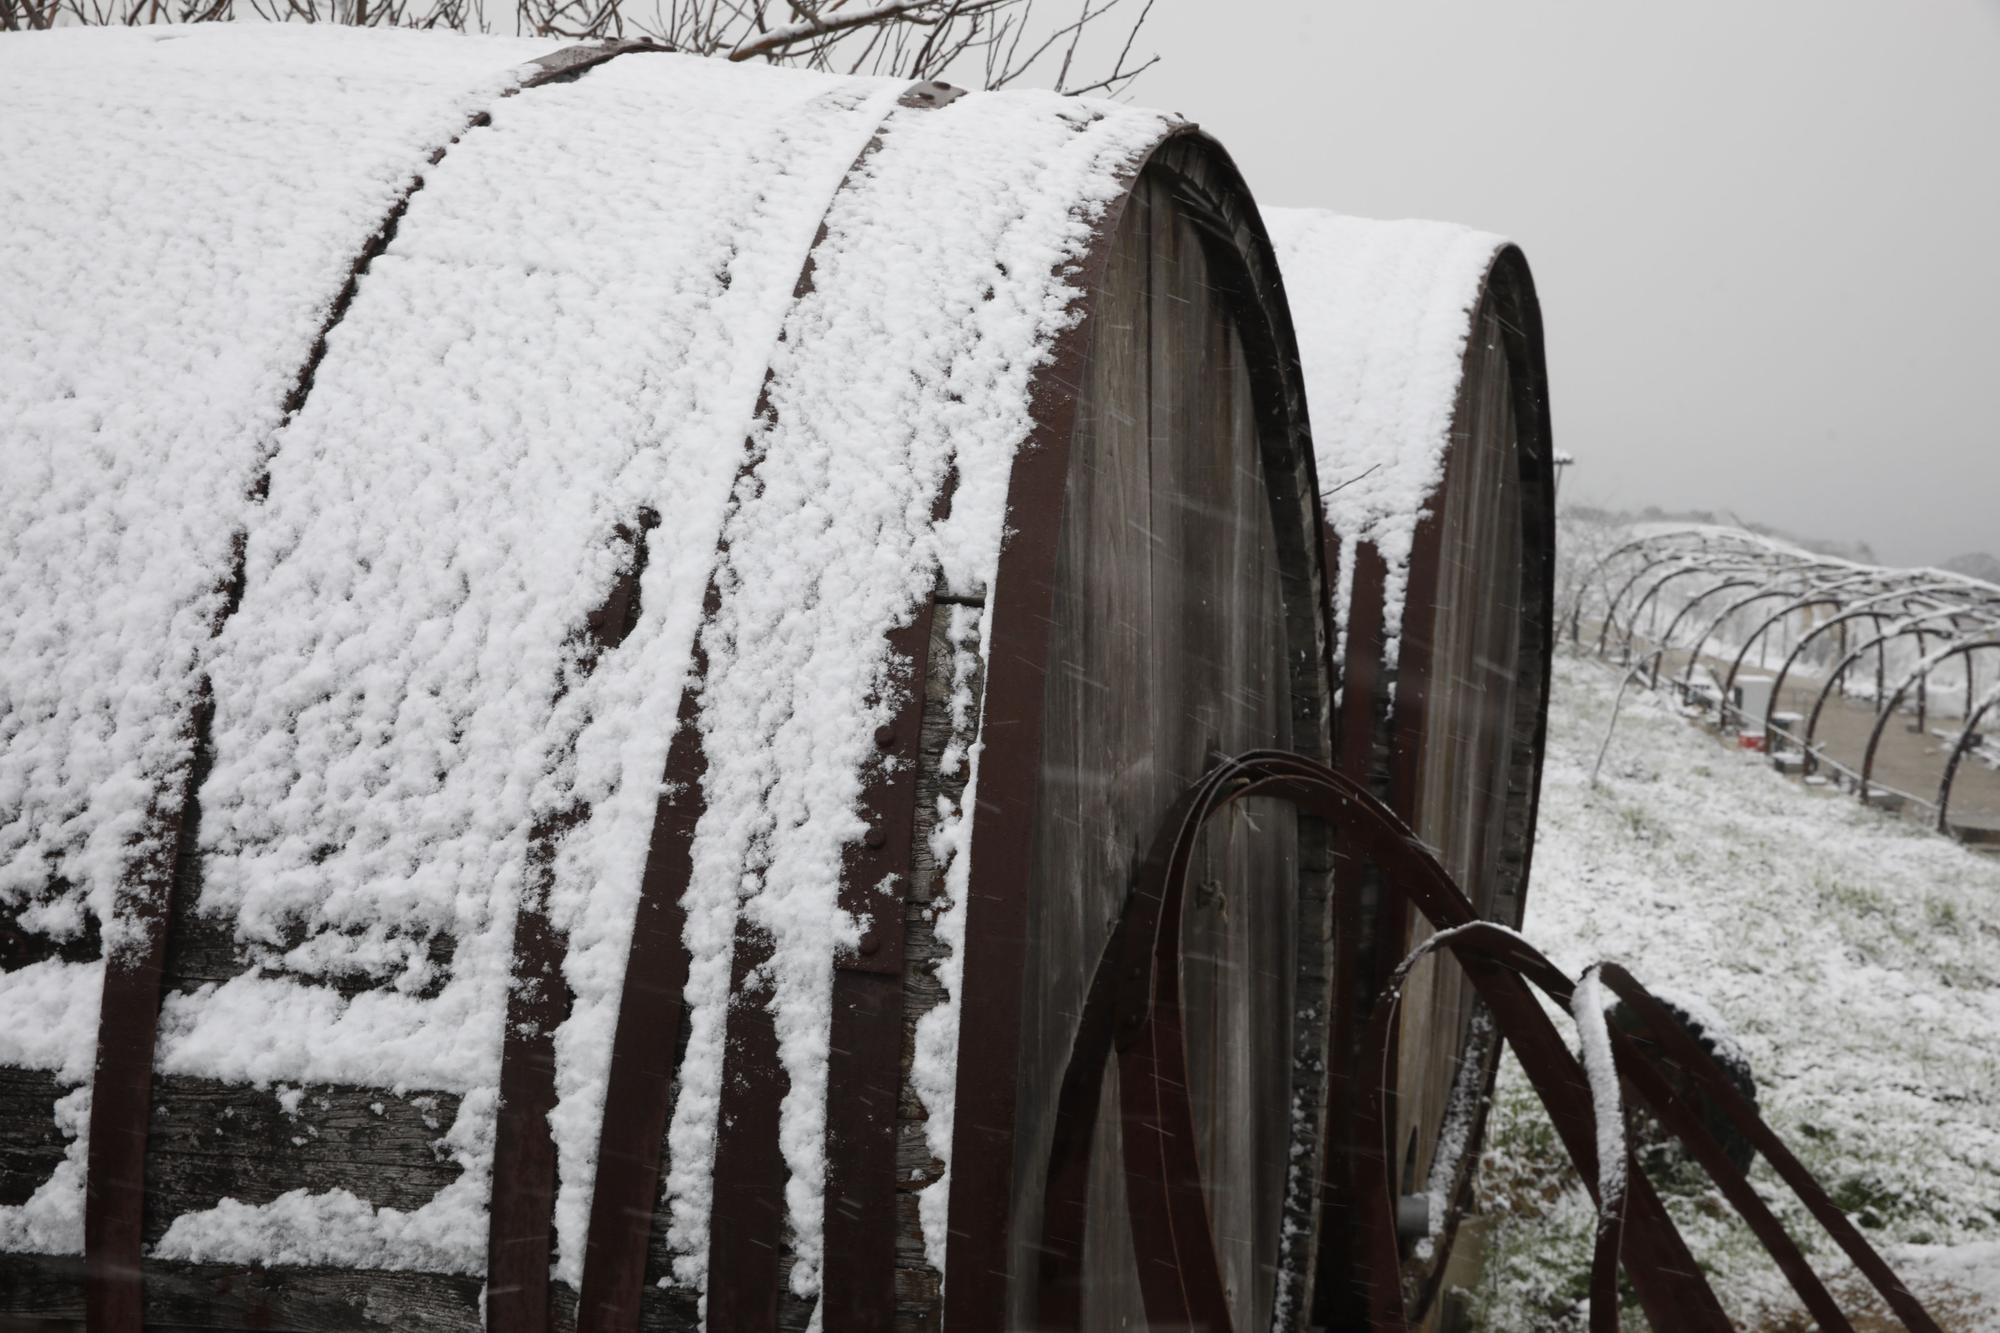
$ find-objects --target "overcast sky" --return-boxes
[1109,2,2000,566]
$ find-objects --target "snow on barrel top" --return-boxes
[1264,210,1508,662]
[0,24,1174,1300]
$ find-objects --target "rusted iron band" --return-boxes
[1595,966,1940,1333]
[820,600,935,1329]
[1310,539,1389,1327]
[468,45,690,1333]
[573,650,705,1333]
[704,917,790,1330]
[488,877,571,1333]
[947,131,1332,1332]
[82,805,182,1331]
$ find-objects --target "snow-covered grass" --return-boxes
[1469,652,2000,1330]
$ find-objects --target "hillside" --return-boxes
[1468,654,2000,1329]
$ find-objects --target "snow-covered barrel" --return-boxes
[1266,213,1557,1324]
[0,28,1339,1333]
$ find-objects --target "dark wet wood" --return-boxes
[0,1252,482,1331]
[141,1079,463,1245]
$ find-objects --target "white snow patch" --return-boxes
[1263,210,1504,663]
[0,23,561,1249]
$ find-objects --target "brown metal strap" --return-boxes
[83,823,181,1331]
[573,674,704,1333]
[694,83,966,1333]
[1339,790,1939,1332]
[705,917,791,1329]
[936,130,1187,1333]
[1314,539,1391,1328]
[1353,924,1729,1333]
[462,45,688,1333]
[1598,965,1941,1333]
[820,600,935,1330]
[488,884,570,1333]
[575,80,970,1333]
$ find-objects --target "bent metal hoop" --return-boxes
[1037,749,1943,1333]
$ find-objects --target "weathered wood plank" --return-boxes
[141,1078,463,1246]
[0,1253,482,1331]
[0,1067,75,1211]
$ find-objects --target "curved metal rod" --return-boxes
[1862,638,2000,804]
[1761,589,1978,742]
[1569,526,1823,652]
[1616,559,1774,665]
[1719,597,1857,730]
[1936,679,2000,835]
[1646,578,1763,687]
[1566,534,1657,645]
[1679,571,1881,695]
[1596,550,1708,656]
[1034,751,1727,1333]
[1937,680,2000,835]
[1802,615,2000,771]
[1566,531,1722,645]
[1037,749,1943,1333]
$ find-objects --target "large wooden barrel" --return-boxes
[0,29,1338,1333]
[1265,212,1558,1325]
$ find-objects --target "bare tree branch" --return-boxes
[38,0,1159,103]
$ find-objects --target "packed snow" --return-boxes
[0,21,562,1255]
[173,50,911,1281]
[1263,210,1505,663]
[1470,652,2000,1329]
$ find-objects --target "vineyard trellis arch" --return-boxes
[1571,524,2000,840]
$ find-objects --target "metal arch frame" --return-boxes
[1677,569,1880,695]
[1860,638,2000,805]
[1578,523,2000,833]
[1760,586,1979,742]
[1594,549,1711,655]
[1614,557,1785,665]
[1938,679,2000,835]
[1566,533,1697,645]
[1565,527,1775,646]
[1717,593,1879,729]
[1645,577,1768,686]
[1801,613,2000,774]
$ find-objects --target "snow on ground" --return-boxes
[1471,652,2000,1330]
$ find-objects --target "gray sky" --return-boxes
[1114,1,2000,566]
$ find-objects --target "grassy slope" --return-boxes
[1469,653,2000,1330]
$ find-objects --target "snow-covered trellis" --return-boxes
[1567,523,2000,837]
